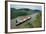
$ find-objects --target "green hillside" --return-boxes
[11,8,41,19]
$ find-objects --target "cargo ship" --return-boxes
[16,16,31,26]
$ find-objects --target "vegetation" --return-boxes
[22,12,42,28]
[11,8,42,28]
[11,8,41,19]
[31,12,42,28]
[23,23,34,28]
[11,8,29,19]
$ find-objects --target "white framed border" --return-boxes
[6,1,45,32]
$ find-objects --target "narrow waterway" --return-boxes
[11,12,39,29]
